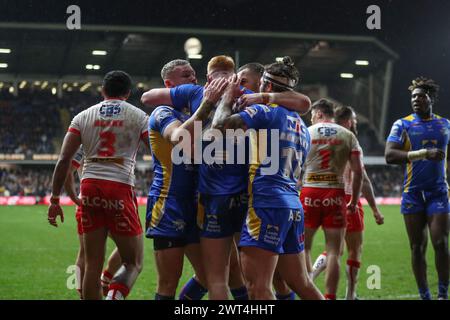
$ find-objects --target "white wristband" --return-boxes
[407,149,427,161]
[268,93,275,104]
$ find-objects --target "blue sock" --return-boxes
[178,277,208,300]
[155,293,174,300]
[438,281,449,299]
[231,286,249,300]
[276,291,295,300]
[418,287,432,300]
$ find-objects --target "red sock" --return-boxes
[101,270,114,282]
[101,270,114,297]
[322,251,327,256]
[107,282,130,300]
[77,288,83,300]
[325,293,336,300]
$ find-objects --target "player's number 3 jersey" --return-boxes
[69,99,149,186]
[387,113,450,192]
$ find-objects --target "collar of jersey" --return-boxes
[104,97,126,101]
[413,113,435,122]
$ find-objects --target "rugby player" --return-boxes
[143,55,316,299]
[209,57,323,300]
[48,71,149,300]
[310,106,384,300]
[144,59,209,300]
[236,61,305,300]
[385,77,449,300]
[301,99,363,300]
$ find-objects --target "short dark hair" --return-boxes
[311,99,335,118]
[263,56,300,92]
[102,70,132,97]
[334,106,355,124]
[408,76,439,102]
[238,62,264,76]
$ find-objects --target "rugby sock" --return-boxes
[179,277,208,300]
[311,252,327,280]
[231,286,249,300]
[324,293,336,300]
[276,291,295,300]
[345,259,361,300]
[106,282,130,300]
[100,270,114,297]
[438,281,449,300]
[155,293,175,300]
[418,287,432,300]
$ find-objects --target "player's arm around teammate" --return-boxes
[212,66,323,300]
[236,62,311,115]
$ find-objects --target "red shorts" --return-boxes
[79,178,142,237]
[75,206,82,235]
[345,194,364,233]
[300,187,346,229]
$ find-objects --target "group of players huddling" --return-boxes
[47,54,449,300]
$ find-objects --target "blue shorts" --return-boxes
[145,195,199,244]
[197,192,248,238]
[239,207,305,254]
[401,187,450,215]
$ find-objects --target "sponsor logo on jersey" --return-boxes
[99,104,121,117]
[318,127,337,137]
[305,173,339,183]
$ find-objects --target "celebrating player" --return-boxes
[385,77,449,300]
[310,106,384,300]
[301,99,363,300]
[144,59,209,300]
[211,57,324,300]
[48,71,149,300]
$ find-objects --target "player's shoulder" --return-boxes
[175,83,203,93]
[73,102,100,119]
[149,106,178,127]
[398,114,418,127]
[432,114,450,124]
[150,105,178,120]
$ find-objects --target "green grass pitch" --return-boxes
[0,205,443,299]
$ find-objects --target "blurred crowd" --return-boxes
[0,165,405,198]
[365,165,404,197]
[0,87,150,155]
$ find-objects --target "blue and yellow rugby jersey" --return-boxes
[148,106,197,198]
[387,113,450,192]
[239,104,311,208]
[170,84,250,195]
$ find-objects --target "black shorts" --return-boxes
[153,236,188,251]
